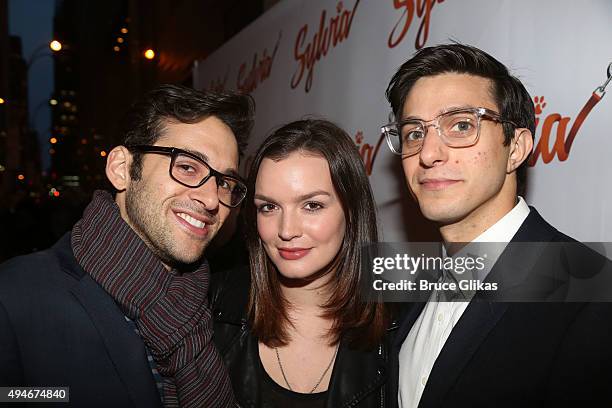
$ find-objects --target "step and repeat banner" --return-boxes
[193,0,612,242]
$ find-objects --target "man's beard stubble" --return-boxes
[124,178,210,269]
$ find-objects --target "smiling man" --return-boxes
[384,44,612,407]
[0,85,254,407]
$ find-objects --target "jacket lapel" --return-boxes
[327,339,386,408]
[418,300,509,407]
[48,231,165,408]
[70,275,162,408]
[416,208,559,406]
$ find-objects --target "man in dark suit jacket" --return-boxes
[381,43,612,407]
[0,85,254,407]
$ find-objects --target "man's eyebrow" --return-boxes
[402,105,477,121]
[439,105,476,114]
[178,147,239,177]
[180,147,210,163]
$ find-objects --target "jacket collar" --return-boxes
[391,208,562,408]
[213,265,401,407]
[327,338,388,407]
[418,207,560,407]
[53,233,163,408]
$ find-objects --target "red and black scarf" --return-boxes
[71,191,234,407]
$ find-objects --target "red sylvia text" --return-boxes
[237,32,282,93]
[354,130,386,176]
[388,0,445,49]
[291,0,360,93]
[205,69,229,92]
[529,92,602,165]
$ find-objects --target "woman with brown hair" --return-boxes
[210,119,398,407]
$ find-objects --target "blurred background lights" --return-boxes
[49,40,62,51]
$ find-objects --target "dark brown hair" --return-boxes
[244,119,388,349]
[121,84,255,180]
[386,43,535,195]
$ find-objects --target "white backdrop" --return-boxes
[193,0,612,242]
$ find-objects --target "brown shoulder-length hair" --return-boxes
[244,119,389,349]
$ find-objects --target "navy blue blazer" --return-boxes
[389,208,612,407]
[0,233,163,408]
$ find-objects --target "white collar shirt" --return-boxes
[398,197,530,408]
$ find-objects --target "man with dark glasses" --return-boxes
[0,84,254,407]
[384,44,612,407]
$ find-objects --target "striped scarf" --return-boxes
[71,190,235,407]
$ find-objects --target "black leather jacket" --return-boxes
[209,267,400,408]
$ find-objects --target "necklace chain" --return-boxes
[274,344,339,393]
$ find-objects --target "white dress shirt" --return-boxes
[398,197,530,408]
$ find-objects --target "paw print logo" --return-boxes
[355,131,364,145]
[534,96,547,114]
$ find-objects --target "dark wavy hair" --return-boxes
[120,84,255,180]
[386,43,535,195]
[244,119,388,349]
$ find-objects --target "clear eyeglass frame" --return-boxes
[381,107,518,157]
[126,145,247,208]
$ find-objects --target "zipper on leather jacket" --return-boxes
[379,344,385,408]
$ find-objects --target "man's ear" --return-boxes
[106,146,132,191]
[507,128,533,173]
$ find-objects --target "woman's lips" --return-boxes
[278,248,311,260]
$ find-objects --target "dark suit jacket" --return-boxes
[389,208,612,407]
[0,233,163,408]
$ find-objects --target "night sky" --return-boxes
[8,0,55,171]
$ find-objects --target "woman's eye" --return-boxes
[304,202,323,212]
[257,203,276,213]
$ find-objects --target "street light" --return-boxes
[144,49,155,60]
[27,39,62,69]
[49,40,62,52]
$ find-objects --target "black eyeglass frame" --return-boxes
[126,144,247,208]
[381,107,519,157]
